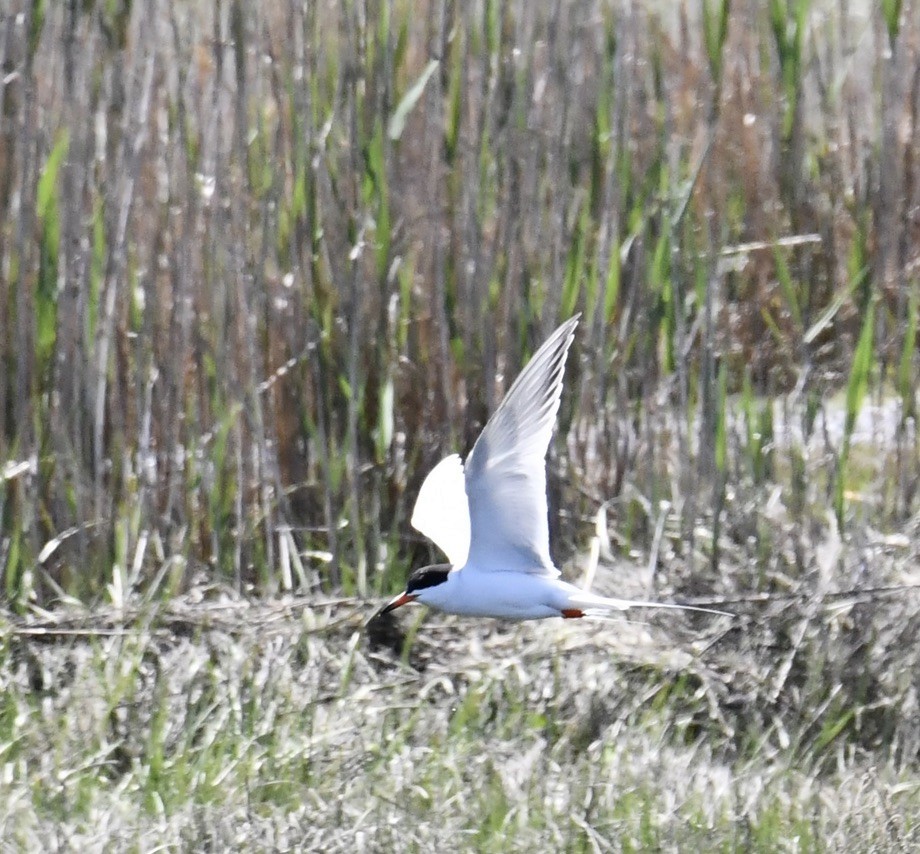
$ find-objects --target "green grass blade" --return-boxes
[35,129,69,375]
[702,0,731,84]
[772,242,801,331]
[843,298,875,450]
[897,284,917,420]
[882,0,903,45]
[562,202,589,318]
[715,361,728,473]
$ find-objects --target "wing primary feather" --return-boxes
[463,315,580,576]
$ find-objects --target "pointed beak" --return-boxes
[379,591,418,615]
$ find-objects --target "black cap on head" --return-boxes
[405,563,451,594]
[375,564,453,616]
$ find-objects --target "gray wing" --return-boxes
[463,316,579,577]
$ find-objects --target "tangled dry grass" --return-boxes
[3,502,920,851]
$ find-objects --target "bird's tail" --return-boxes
[565,590,731,619]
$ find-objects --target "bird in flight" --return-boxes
[377,315,725,622]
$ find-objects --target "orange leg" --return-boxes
[561,608,584,619]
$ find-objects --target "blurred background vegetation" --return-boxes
[0,0,917,608]
[5,1,920,847]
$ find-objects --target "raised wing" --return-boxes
[463,316,579,576]
[410,453,470,566]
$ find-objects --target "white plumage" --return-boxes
[380,316,726,622]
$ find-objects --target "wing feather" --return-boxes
[462,316,580,576]
[410,453,470,566]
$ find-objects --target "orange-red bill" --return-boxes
[561,608,585,619]
[380,591,418,615]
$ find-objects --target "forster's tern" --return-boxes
[379,316,724,621]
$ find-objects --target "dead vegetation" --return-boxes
[2,0,920,848]
[4,562,920,850]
